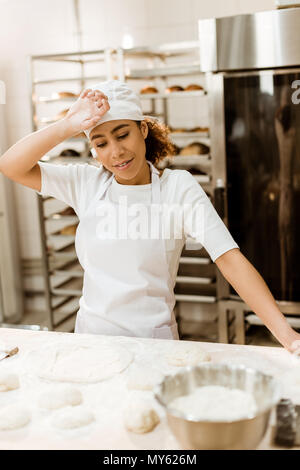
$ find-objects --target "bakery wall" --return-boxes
[0,0,275,310]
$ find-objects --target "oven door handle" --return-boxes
[214,179,226,220]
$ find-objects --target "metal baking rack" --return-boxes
[29,42,217,338]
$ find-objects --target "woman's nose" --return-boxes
[111,141,125,158]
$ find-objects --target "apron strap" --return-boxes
[98,160,161,205]
[146,160,161,205]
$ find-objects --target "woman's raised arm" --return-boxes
[0,89,109,191]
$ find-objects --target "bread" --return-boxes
[179,142,210,156]
[190,126,210,133]
[58,206,76,216]
[140,86,159,94]
[60,224,78,236]
[165,85,184,93]
[185,84,204,92]
[169,128,187,134]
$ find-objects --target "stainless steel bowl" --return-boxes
[154,363,280,450]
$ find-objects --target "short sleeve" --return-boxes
[36,161,109,217]
[178,170,239,262]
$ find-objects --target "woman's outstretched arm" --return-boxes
[215,248,300,352]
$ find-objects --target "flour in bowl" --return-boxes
[169,385,257,421]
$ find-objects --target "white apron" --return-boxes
[74,160,179,340]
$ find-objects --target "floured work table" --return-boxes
[0,327,299,450]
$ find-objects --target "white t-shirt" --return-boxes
[37,162,239,287]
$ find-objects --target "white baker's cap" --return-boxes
[84,80,144,139]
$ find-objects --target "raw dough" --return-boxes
[28,342,133,383]
[52,407,95,429]
[124,399,160,434]
[38,387,82,410]
[0,404,31,430]
[165,344,211,367]
[170,386,257,421]
[126,365,164,391]
[0,372,20,392]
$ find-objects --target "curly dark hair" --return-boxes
[136,118,176,166]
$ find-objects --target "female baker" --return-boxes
[1,80,300,352]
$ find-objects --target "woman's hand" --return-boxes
[215,249,300,351]
[288,337,300,356]
[64,89,110,135]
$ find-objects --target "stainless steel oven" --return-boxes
[199,8,300,318]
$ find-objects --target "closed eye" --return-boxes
[118,133,129,140]
[96,133,129,148]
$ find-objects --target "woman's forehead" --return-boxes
[90,119,134,138]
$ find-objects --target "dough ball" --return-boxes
[0,404,31,430]
[52,407,95,429]
[127,366,164,391]
[38,387,83,410]
[124,399,160,434]
[165,344,211,367]
[0,372,20,392]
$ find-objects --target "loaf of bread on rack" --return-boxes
[184,84,204,91]
[190,126,209,133]
[165,85,184,93]
[140,86,159,94]
[169,127,188,133]
[179,142,210,156]
[60,223,78,235]
[58,206,76,217]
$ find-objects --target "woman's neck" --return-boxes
[115,160,151,185]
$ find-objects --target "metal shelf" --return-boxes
[175,294,216,304]
[192,175,211,184]
[126,64,201,79]
[116,41,201,59]
[33,75,107,85]
[36,90,206,104]
[45,214,78,222]
[52,259,83,278]
[48,244,77,261]
[176,276,214,285]
[180,257,211,265]
[48,234,76,243]
[37,96,78,103]
[51,277,83,297]
[139,90,206,99]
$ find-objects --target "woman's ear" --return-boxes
[140,120,149,140]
